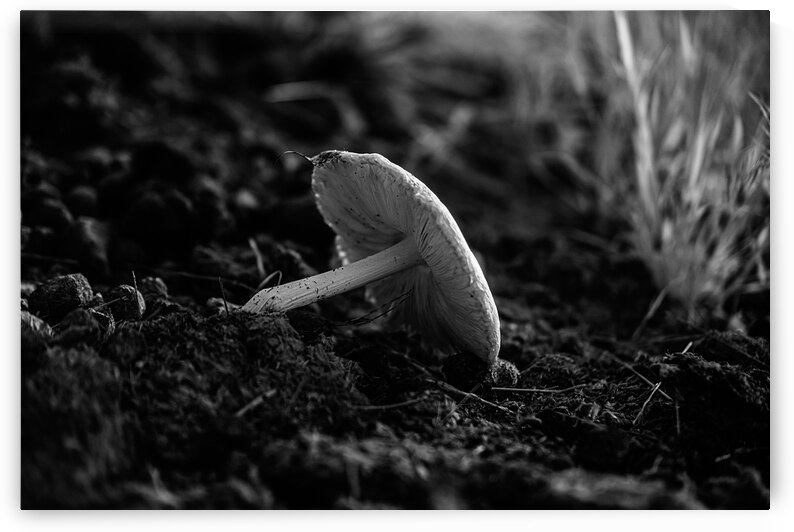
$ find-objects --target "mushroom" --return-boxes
[242,151,500,364]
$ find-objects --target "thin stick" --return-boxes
[519,358,545,376]
[235,389,276,417]
[254,270,282,292]
[675,400,681,436]
[632,381,662,426]
[435,381,512,416]
[336,290,412,327]
[388,351,435,379]
[492,384,588,394]
[148,267,256,292]
[218,277,230,315]
[287,376,308,409]
[439,383,480,425]
[277,150,314,166]
[632,285,670,340]
[607,352,673,402]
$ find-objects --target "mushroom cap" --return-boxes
[311,150,500,364]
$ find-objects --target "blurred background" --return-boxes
[21,11,770,335]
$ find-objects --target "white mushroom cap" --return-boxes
[312,150,500,364]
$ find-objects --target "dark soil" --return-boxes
[20,12,769,509]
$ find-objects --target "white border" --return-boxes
[3,2,790,531]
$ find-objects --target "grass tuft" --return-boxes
[602,12,769,323]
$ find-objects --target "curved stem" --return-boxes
[242,237,423,313]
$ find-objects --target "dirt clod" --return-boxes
[28,273,94,324]
[104,284,146,321]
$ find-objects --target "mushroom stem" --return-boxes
[242,237,424,313]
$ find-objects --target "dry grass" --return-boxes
[603,12,769,321]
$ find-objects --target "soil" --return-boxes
[20,12,770,509]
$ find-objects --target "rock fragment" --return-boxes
[28,273,93,324]
[104,284,146,321]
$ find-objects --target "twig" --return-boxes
[632,284,671,340]
[675,400,681,436]
[632,381,662,426]
[438,382,480,425]
[491,384,588,394]
[434,381,513,416]
[234,389,276,418]
[607,352,673,402]
[336,290,412,327]
[218,277,230,315]
[254,270,283,292]
[519,358,545,376]
[148,267,256,292]
[277,149,313,165]
[287,376,308,409]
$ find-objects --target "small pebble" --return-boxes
[27,273,94,324]
[104,284,146,321]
